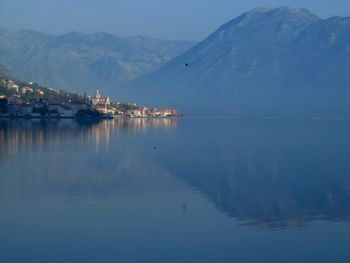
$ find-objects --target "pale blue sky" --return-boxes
[1,0,350,41]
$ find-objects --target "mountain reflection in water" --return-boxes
[1,118,350,230]
[159,119,350,228]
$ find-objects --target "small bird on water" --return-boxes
[182,202,188,214]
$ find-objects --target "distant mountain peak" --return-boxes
[247,6,318,18]
[211,6,320,42]
[229,6,319,27]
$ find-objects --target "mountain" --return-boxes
[0,29,194,96]
[127,7,350,117]
[0,64,15,80]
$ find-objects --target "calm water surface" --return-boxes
[1,118,350,263]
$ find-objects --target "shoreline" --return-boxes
[0,115,183,120]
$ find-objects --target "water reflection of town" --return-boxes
[0,118,180,201]
[0,118,177,160]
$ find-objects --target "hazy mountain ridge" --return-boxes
[0,64,15,80]
[127,7,350,117]
[0,29,194,96]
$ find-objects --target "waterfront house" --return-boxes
[68,102,90,115]
[48,103,74,118]
[8,103,32,117]
[8,95,23,105]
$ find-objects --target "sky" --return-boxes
[1,0,350,41]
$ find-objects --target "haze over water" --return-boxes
[1,118,350,263]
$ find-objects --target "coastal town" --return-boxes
[0,78,178,119]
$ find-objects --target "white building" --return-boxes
[35,89,44,95]
[8,84,19,93]
[21,87,34,94]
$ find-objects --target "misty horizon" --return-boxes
[1,0,350,41]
